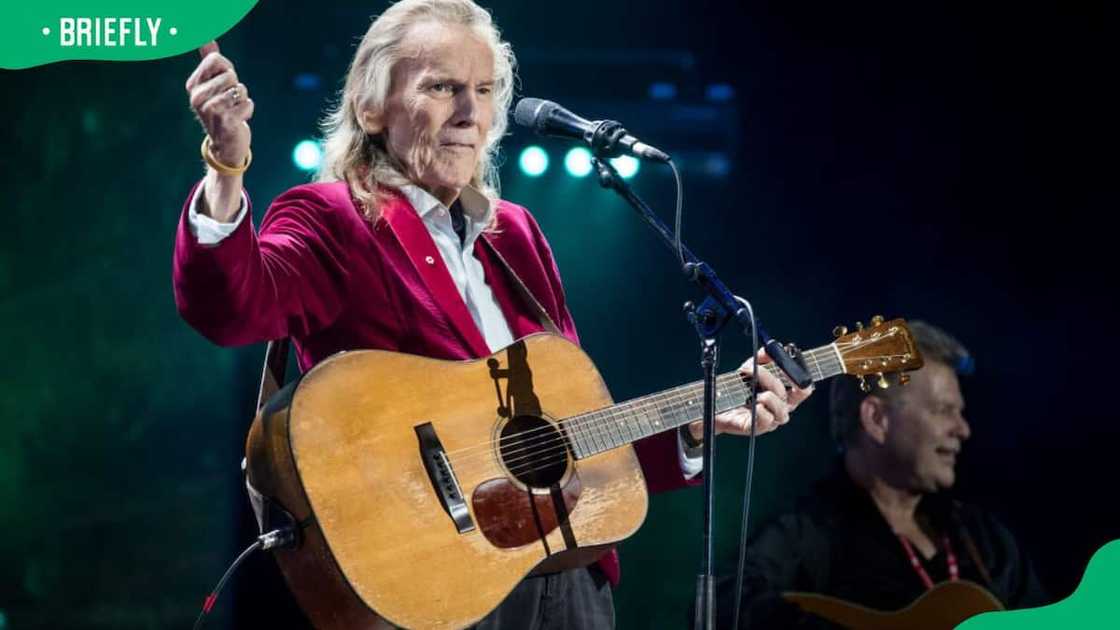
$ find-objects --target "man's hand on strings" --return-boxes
[686,348,815,441]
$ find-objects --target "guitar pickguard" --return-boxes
[471,473,582,550]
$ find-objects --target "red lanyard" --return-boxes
[896,534,959,590]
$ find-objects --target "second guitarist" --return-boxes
[717,321,1048,629]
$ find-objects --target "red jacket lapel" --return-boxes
[378,192,491,358]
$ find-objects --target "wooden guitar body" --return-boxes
[245,333,649,629]
[783,580,1004,630]
[242,319,922,628]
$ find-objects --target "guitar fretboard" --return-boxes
[561,344,845,458]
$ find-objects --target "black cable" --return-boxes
[670,159,685,266]
[192,538,261,630]
[191,526,294,630]
[731,296,760,630]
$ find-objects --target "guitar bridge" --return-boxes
[415,422,475,534]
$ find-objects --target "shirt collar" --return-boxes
[398,184,493,225]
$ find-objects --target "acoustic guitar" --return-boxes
[245,317,922,629]
[784,580,1004,629]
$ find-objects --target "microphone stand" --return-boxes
[589,156,811,630]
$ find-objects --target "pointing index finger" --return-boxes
[187,41,230,91]
[198,41,219,58]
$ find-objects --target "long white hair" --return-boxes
[316,0,516,219]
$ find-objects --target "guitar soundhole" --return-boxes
[498,415,569,488]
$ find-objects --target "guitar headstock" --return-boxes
[831,316,924,392]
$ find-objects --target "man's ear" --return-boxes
[360,109,384,135]
[858,396,890,446]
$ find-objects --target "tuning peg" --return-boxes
[833,325,848,338]
[855,321,864,331]
[899,374,911,386]
[877,373,889,389]
[858,376,870,393]
[870,315,885,327]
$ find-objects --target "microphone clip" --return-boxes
[586,119,631,159]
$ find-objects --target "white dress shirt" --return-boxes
[397,185,515,353]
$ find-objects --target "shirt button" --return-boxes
[425,256,435,265]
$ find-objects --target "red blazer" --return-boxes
[172,180,694,584]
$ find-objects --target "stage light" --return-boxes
[609,155,640,179]
[292,139,323,171]
[705,83,735,103]
[648,82,677,101]
[292,72,323,91]
[518,145,549,177]
[704,153,731,177]
[564,147,593,178]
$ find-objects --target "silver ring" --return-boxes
[227,86,241,105]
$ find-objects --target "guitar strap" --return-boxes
[952,504,996,588]
[257,338,290,413]
[245,337,292,537]
[479,235,562,336]
[960,529,995,587]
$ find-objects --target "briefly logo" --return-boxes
[46,17,175,48]
[0,1,258,70]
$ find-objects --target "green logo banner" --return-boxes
[1,1,258,69]
[960,540,1119,628]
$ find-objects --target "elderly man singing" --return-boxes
[174,0,813,627]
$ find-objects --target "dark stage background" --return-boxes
[0,1,1112,628]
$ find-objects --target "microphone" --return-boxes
[514,98,671,162]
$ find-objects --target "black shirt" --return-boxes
[450,199,467,246]
[716,462,1049,628]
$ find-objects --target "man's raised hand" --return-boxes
[186,41,253,169]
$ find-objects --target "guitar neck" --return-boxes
[563,343,846,459]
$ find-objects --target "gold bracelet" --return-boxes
[201,135,252,176]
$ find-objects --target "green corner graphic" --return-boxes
[1,1,258,69]
[959,540,1120,629]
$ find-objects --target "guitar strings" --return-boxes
[451,361,819,479]
[492,377,758,473]
[445,340,864,468]
[438,337,898,472]
[441,348,847,472]
[444,369,765,470]
[481,381,759,478]
[441,341,852,466]
[445,349,849,475]
[438,368,757,462]
[439,352,830,464]
[445,375,759,477]
[448,343,908,480]
[462,355,835,479]
[496,387,752,477]
[467,338,910,479]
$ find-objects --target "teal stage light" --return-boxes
[563,147,593,178]
[609,155,640,179]
[292,139,323,171]
[518,145,549,177]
